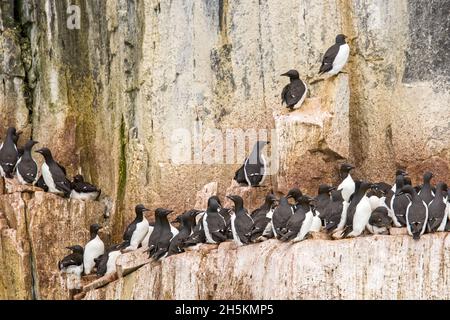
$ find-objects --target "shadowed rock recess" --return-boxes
[0,0,449,300]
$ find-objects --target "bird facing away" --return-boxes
[234,141,269,187]
[70,174,102,201]
[280,69,308,110]
[58,245,84,276]
[319,34,350,76]
[0,127,20,178]
[16,140,39,185]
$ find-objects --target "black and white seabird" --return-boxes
[151,208,178,260]
[95,243,122,277]
[280,69,308,110]
[390,175,410,227]
[202,197,227,244]
[58,245,84,276]
[70,174,101,201]
[286,188,303,211]
[418,172,435,205]
[35,148,71,197]
[167,209,200,257]
[367,207,392,235]
[427,182,449,232]
[323,189,349,234]
[121,204,150,252]
[184,198,222,247]
[248,194,277,242]
[16,140,39,185]
[83,224,104,275]
[271,196,294,238]
[391,169,408,193]
[319,34,350,76]
[35,175,49,192]
[398,185,428,240]
[0,127,20,178]
[227,195,253,246]
[280,195,314,242]
[342,182,373,238]
[234,141,269,187]
[337,163,355,202]
[315,184,335,221]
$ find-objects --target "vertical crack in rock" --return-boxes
[21,193,38,300]
[337,0,368,169]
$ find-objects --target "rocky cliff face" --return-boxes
[0,179,113,299]
[0,0,449,300]
[82,233,450,300]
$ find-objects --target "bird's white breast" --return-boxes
[230,214,243,246]
[130,219,149,248]
[42,163,60,194]
[84,235,105,274]
[141,225,154,249]
[338,174,355,202]
[202,213,216,244]
[70,190,100,201]
[329,44,350,75]
[106,250,122,275]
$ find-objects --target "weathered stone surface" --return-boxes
[194,182,218,210]
[116,247,150,278]
[274,74,350,195]
[82,273,118,293]
[0,182,113,300]
[223,180,273,212]
[85,233,450,300]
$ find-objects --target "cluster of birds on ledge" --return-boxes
[0,127,101,200]
[57,162,450,280]
[3,34,446,280]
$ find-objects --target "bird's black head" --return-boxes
[66,245,84,254]
[395,169,408,177]
[423,171,433,183]
[287,188,303,201]
[264,193,278,207]
[155,208,173,217]
[404,176,412,186]
[359,181,374,194]
[207,197,221,212]
[6,127,17,137]
[89,223,102,236]
[340,163,355,174]
[281,69,300,80]
[209,195,222,208]
[299,195,314,205]
[24,140,39,150]
[73,175,84,183]
[318,184,335,195]
[331,189,344,201]
[395,174,405,190]
[226,195,244,210]
[335,34,347,44]
[397,185,414,196]
[186,209,202,219]
[35,147,53,161]
[135,204,151,216]
[436,182,448,193]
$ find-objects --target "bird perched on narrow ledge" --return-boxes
[319,34,350,76]
[280,69,308,110]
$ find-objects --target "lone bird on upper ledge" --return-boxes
[280,69,308,111]
[319,34,350,76]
